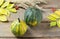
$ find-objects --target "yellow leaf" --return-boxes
[47,15,56,21]
[57,19,60,28]
[0,0,4,6]
[7,4,14,8]
[55,10,60,16]
[0,8,10,16]
[7,8,17,13]
[1,1,9,8]
[50,21,56,27]
[50,13,60,19]
[0,15,7,21]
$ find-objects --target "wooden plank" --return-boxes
[0,9,59,37]
[0,0,60,37]
[9,0,60,9]
[39,0,60,9]
[1,22,60,37]
[8,9,52,21]
[0,37,60,39]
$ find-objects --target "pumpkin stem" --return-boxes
[18,18,20,22]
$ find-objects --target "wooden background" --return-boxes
[0,0,60,39]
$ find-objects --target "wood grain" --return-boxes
[0,0,60,38]
[0,9,59,37]
[0,37,60,39]
[0,8,59,38]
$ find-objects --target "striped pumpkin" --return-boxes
[11,18,28,36]
[24,6,42,26]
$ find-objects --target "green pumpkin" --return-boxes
[11,18,28,36]
[24,6,42,26]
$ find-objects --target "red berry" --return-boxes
[15,5,19,10]
[51,7,56,12]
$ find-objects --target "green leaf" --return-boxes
[50,21,56,27]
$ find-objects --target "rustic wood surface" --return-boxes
[0,9,59,37]
[0,0,60,39]
[1,37,60,39]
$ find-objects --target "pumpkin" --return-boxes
[24,6,42,26]
[11,18,28,36]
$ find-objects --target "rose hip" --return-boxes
[15,5,19,10]
[51,7,56,12]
